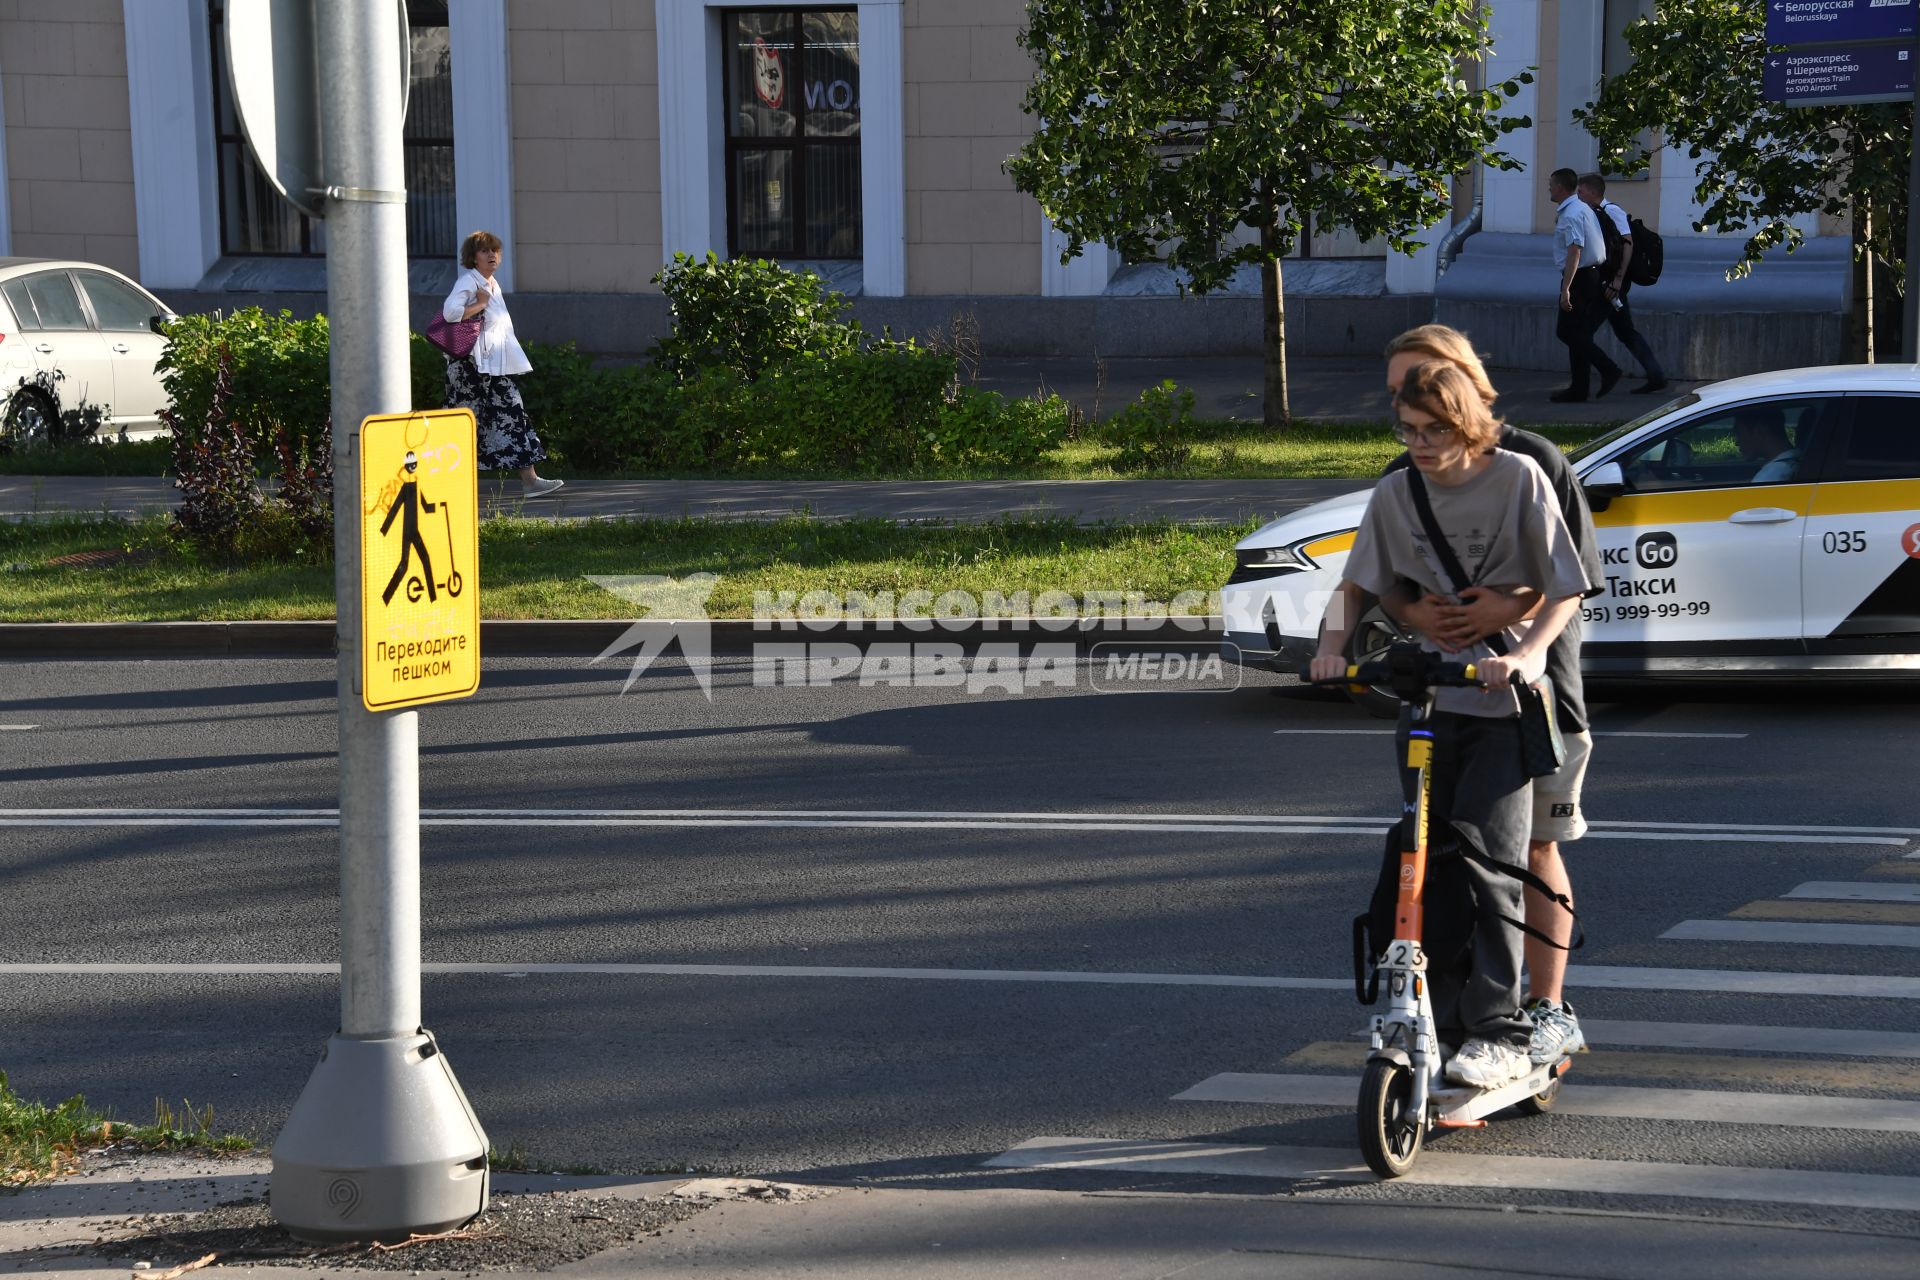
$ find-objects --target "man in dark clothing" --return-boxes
[1547,167,1620,403]
[1578,173,1668,395]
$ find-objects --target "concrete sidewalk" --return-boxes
[3,1153,1910,1279]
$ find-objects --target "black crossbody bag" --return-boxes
[1403,469,1567,779]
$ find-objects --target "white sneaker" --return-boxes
[524,477,565,498]
[1445,1038,1531,1089]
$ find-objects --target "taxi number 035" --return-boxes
[1582,601,1711,624]
[1822,529,1867,554]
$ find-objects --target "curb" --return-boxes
[0,617,1229,659]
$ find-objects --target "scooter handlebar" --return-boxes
[1296,642,1481,698]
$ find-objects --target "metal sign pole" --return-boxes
[1907,79,1919,362]
[269,0,487,1243]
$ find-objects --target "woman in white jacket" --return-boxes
[442,230,563,497]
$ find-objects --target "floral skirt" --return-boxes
[446,358,544,471]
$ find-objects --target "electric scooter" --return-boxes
[1305,642,1570,1178]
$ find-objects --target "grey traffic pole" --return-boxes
[270,0,488,1243]
[1905,78,1918,363]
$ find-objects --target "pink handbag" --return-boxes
[424,311,482,359]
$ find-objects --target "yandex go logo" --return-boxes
[1904,523,1920,560]
[1635,531,1680,569]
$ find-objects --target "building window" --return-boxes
[723,9,861,259]
[208,0,457,258]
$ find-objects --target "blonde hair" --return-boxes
[1396,360,1501,453]
[459,229,503,269]
[1384,324,1497,410]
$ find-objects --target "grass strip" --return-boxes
[0,515,1259,623]
[1,1071,251,1187]
[0,421,1606,482]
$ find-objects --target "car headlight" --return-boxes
[1234,542,1316,573]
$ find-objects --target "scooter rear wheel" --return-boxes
[1514,1076,1562,1115]
[1357,1058,1424,1178]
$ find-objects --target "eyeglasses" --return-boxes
[1392,421,1458,446]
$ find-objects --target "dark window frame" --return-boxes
[722,7,862,260]
[208,0,456,259]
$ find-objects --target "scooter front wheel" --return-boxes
[1357,1058,1425,1178]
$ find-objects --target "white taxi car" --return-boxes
[1222,364,1920,709]
[0,257,175,447]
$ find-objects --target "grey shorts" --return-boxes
[1530,729,1592,844]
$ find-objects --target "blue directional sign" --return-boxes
[1765,40,1914,105]
[1767,0,1918,47]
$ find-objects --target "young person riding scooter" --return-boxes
[1312,362,1596,1088]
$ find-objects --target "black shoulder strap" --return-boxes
[1404,469,1510,657]
[1451,841,1585,951]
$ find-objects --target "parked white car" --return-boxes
[1222,364,1920,709]
[0,257,175,447]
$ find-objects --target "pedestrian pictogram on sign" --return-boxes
[359,409,480,711]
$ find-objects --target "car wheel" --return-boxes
[1,387,58,452]
[1344,600,1413,719]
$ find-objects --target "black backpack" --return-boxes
[1626,214,1664,286]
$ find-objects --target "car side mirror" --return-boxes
[1582,460,1626,513]
[149,314,170,336]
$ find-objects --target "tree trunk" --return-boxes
[1260,226,1291,429]
[1848,200,1873,362]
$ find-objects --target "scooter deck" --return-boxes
[1429,1059,1566,1126]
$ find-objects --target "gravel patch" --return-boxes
[82,1190,713,1273]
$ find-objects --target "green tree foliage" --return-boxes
[1007,0,1532,427]
[1575,0,1911,353]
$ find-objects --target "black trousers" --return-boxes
[1418,712,1533,1049]
[1604,291,1665,383]
[1555,268,1620,396]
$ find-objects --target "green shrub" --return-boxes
[650,252,861,382]
[1104,379,1200,471]
[158,308,331,455]
[934,388,1071,469]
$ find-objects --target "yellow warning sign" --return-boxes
[359,408,479,711]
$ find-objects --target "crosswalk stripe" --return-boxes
[1564,965,1920,999]
[1662,920,1920,948]
[982,1137,1920,1212]
[1579,1018,1920,1058]
[1731,900,1920,925]
[1170,1073,1920,1133]
[1786,882,1920,903]
[1285,1041,1920,1093]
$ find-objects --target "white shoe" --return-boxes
[524,477,565,498]
[1445,1038,1531,1089]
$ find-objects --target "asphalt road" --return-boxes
[2,655,1918,1246]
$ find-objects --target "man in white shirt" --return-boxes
[1578,173,1668,395]
[1547,168,1622,404]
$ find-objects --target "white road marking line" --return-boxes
[1578,1019,1920,1058]
[1785,883,1920,903]
[0,961,1914,999]
[981,1137,1920,1213]
[0,808,1904,845]
[1662,920,1920,948]
[0,724,38,730]
[1171,1073,1920,1134]
[1273,730,1750,739]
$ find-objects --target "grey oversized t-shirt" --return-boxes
[1344,450,1596,717]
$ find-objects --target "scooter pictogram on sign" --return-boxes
[359,409,480,711]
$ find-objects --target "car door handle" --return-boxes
[1728,508,1797,524]
[34,343,54,354]
[110,343,130,354]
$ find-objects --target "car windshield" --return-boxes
[1566,392,1701,464]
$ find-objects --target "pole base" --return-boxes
[270,1030,489,1243]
